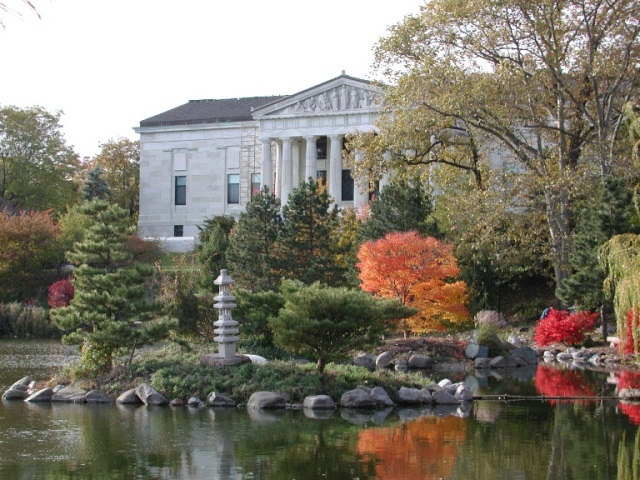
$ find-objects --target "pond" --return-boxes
[1,339,639,479]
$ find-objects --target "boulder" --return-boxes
[397,386,422,405]
[303,395,336,410]
[370,387,395,407]
[116,388,144,405]
[511,346,538,365]
[187,396,203,407]
[507,334,523,347]
[51,386,87,404]
[394,359,408,371]
[474,357,492,369]
[505,355,528,367]
[2,388,28,401]
[556,352,572,361]
[85,390,114,404]
[375,351,394,368]
[618,389,640,400]
[135,384,168,406]
[445,382,461,395]
[170,398,185,407]
[419,388,433,404]
[489,356,506,368]
[340,389,376,409]
[432,389,458,405]
[466,343,489,360]
[10,383,29,392]
[408,354,433,369]
[206,392,235,407]
[353,353,376,370]
[247,391,288,410]
[455,384,474,402]
[244,354,268,365]
[438,379,453,389]
[11,376,32,389]
[25,387,54,403]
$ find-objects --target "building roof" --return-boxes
[138,73,375,128]
[139,95,287,127]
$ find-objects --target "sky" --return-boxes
[0,0,424,159]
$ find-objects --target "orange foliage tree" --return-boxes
[0,209,63,300]
[357,231,470,335]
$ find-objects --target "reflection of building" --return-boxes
[135,73,381,249]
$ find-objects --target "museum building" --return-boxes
[135,72,383,250]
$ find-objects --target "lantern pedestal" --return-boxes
[200,269,251,368]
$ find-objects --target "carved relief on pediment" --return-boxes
[283,86,381,115]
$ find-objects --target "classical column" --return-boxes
[261,139,273,191]
[280,137,293,203]
[304,135,317,182]
[292,139,301,188]
[354,179,370,209]
[328,134,343,203]
[353,151,369,209]
[276,140,283,197]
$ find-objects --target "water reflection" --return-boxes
[357,415,466,480]
[616,371,640,426]
[2,340,640,479]
[534,364,598,403]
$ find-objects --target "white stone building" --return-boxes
[135,73,382,250]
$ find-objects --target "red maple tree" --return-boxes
[357,231,469,334]
[48,278,74,308]
[533,308,599,347]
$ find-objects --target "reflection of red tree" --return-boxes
[617,371,640,425]
[357,416,466,480]
[534,365,597,405]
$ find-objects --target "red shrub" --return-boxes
[533,308,599,347]
[621,309,639,355]
[48,278,74,308]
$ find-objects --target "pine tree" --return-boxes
[270,280,412,373]
[558,177,639,310]
[357,177,437,243]
[82,167,111,201]
[276,178,348,286]
[226,187,283,291]
[196,215,236,291]
[51,200,176,375]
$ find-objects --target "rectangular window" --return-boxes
[174,225,183,237]
[175,176,186,205]
[316,136,327,160]
[251,172,261,197]
[228,174,240,204]
[317,170,327,186]
[342,169,354,202]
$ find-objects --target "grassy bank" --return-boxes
[55,342,439,403]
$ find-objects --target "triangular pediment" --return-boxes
[252,74,382,118]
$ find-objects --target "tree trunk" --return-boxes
[316,357,326,374]
[544,188,572,296]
